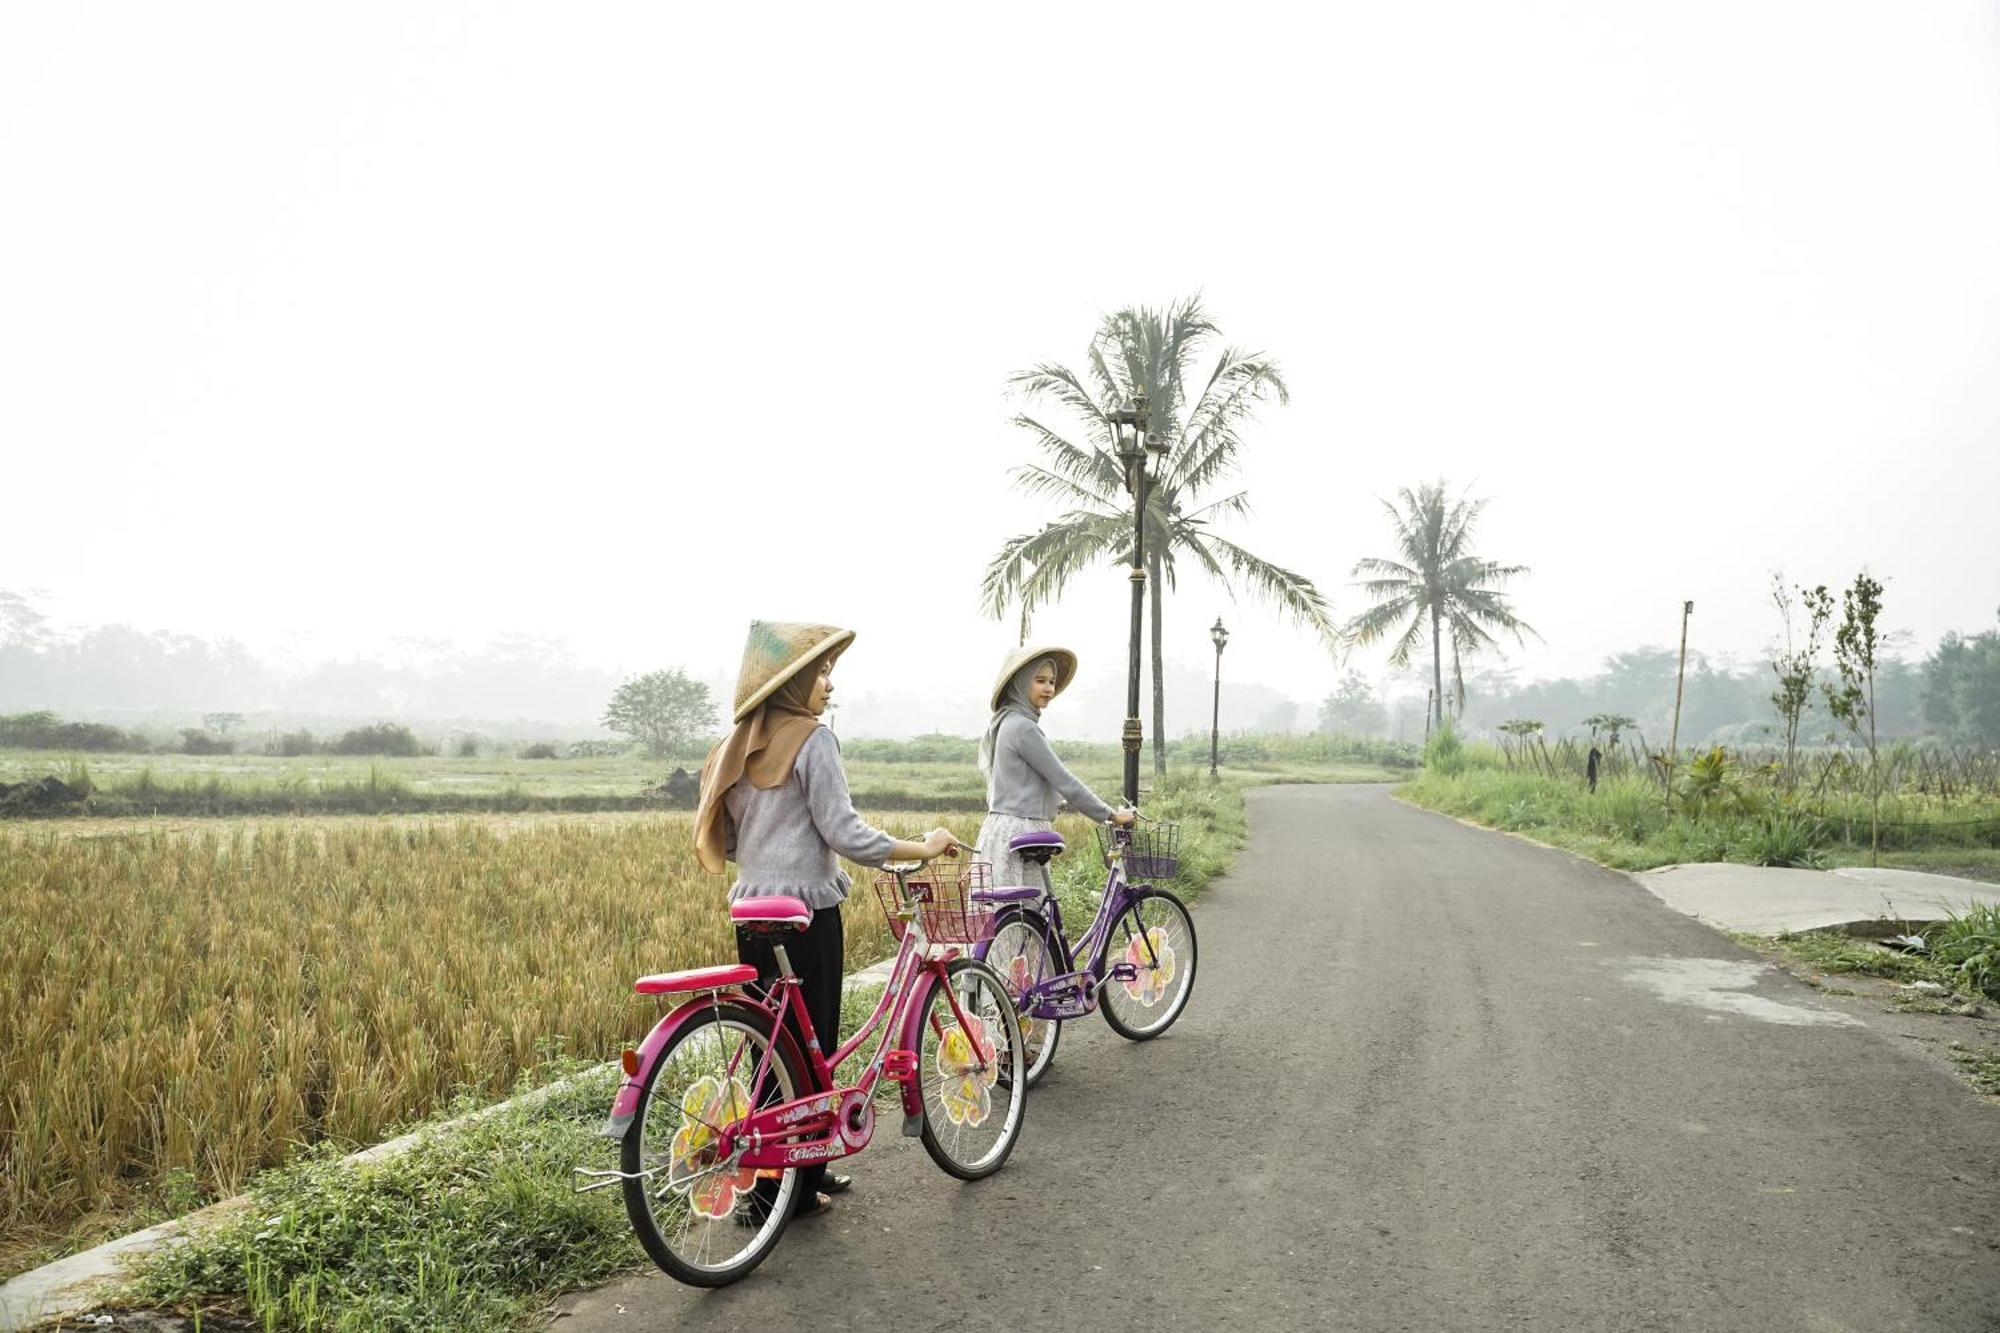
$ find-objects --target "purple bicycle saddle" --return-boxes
[1008,830,1066,852]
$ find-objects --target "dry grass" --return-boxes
[0,809,979,1273]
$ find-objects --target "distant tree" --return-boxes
[1346,481,1536,729]
[603,668,717,758]
[1921,610,2000,748]
[1767,576,1833,790]
[1318,671,1386,736]
[1583,713,1636,747]
[1824,572,1885,864]
[202,711,245,736]
[0,589,50,648]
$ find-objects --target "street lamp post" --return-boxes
[1110,394,1165,807]
[1209,617,1229,779]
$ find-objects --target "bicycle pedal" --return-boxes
[1109,962,1139,983]
[882,1049,918,1084]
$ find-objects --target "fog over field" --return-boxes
[3,2,1998,741]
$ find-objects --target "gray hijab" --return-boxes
[978,658,1055,774]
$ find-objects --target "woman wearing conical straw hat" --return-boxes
[976,644,1135,888]
[695,620,956,1221]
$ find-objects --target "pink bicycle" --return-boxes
[574,852,1026,1287]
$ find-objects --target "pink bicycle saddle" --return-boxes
[729,895,812,929]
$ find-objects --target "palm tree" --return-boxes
[981,296,1338,775]
[1346,481,1536,731]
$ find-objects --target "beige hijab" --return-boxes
[694,657,826,873]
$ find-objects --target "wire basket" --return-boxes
[1096,821,1182,880]
[870,860,995,944]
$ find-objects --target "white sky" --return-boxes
[4,1,1998,734]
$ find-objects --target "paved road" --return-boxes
[551,785,2000,1332]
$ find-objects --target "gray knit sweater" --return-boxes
[723,726,895,908]
[985,712,1115,823]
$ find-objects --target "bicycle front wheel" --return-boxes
[982,907,1062,1088]
[622,1000,805,1287]
[915,957,1026,1180]
[1099,889,1197,1041]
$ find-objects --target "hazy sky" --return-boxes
[4,1,1997,728]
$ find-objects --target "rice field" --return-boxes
[0,808,982,1274]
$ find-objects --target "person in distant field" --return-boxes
[1587,742,1602,794]
[974,644,1134,888]
[695,619,955,1221]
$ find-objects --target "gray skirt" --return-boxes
[976,812,1055,891]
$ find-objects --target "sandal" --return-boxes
[822,1174,854,1195]
[793,1190,835,1219]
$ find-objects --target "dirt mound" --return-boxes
[0,774,88,814]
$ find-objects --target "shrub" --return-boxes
[330,723,424,758]
[267,729,321,757]
[563,739,634,759]
[1928,903,2000,999]
[178,729,234,756]
[520,742,560,760]
[0,711,149,753]
[454,735,481,758]
[1742,807,1829,868]
[1423,719,1466,777]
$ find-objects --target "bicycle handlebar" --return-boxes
[879,839,975,875]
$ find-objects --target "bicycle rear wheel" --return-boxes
[915,957,1026,1179]
[982,907,1062,1087]
[1099,889,1197,1041]
[622,1000,806,1287]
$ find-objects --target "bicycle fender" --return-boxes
[894,964,947,1122]
[602,995,807,1141]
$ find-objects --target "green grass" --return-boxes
[1944,1046,2000,1097]
[129,1061,638,1332]
[1400,766,2000,873]
[1739,929,1969,992]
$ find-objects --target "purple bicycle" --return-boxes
[975,817,1197,1086]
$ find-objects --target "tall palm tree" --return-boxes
[981,296,1338,775]
[1346,481,1536,731]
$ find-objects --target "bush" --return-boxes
[1742,807,1829,868]
[1423,719,1467,777]
[178,729,234,755]
[563,739,634,759]
[519,742,560,760]
[330,723,424,757]
[266,729,321,757]
[0,710,149,753]
[1928,903,2000,1000]
[454,735,481,758]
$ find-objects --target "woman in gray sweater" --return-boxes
[975,644,1133,888]
[695,620,955,1219]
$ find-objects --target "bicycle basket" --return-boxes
[870,860,995,944]
[1096,821,1181,880]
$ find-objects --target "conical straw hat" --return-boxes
[731,621,855,722]
[989,643,1079,713]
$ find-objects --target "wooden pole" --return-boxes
[1665,600,1693,814]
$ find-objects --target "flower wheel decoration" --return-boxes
[1121,926,1177,1008]
[935,1013,1001,1128]
[1004,953,1041,1046]
[666,1074,757,1220]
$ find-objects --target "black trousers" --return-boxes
[736,904,844,1198]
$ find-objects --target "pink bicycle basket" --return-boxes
[870,860,995,944]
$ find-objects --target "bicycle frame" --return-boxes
[995,836,1168,1021]
[599,896,988,1172]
